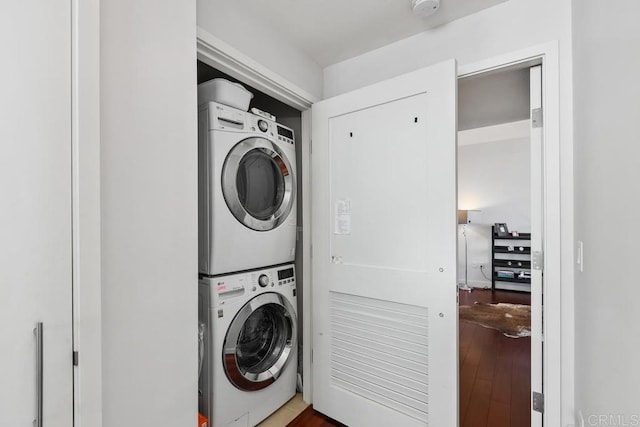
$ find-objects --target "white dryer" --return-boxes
[199,264,298,427]
[198,101,297,276]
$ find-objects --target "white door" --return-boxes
[311,60,458,426]
[0,1,74,426]
[529,65,544,427]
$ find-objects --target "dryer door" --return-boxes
[222,137,295,231]
[223,292,297,391]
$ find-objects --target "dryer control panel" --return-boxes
[204,101,295,145]
[249,116,295,146]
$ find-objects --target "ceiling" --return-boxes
[228,0,509,67]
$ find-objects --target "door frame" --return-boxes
[195,33,568,424]
[196,27,318,111]
[458,41,564,425]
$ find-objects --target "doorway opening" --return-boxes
[457,63,542,427]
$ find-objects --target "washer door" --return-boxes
[223,292,297,391]
[222,137,295,231]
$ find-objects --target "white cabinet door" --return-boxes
[0,1,73,425]
[311,60,458,426]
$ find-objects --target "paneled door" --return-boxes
[0,1,74,425]
[311,60,458,426]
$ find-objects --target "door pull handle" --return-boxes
[34,322,43,427]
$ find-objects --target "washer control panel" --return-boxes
[248,265,295,289]
[247,264,295,291]
[258,274,270,287]
[210,264,296,307]
[275,266,295,286]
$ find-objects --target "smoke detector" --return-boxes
[412,0,440,17]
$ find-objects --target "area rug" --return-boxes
[459,302,531,338]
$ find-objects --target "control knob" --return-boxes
[258,274,269,288]
[257,119,269,132]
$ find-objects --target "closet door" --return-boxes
[0,1,73,425]
[311,59,458,426]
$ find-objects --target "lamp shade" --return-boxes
[457,210,468,225]
[458,209,482,224]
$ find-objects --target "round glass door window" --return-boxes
[236,149,285,220]
[223,293,296,391]
[222,137,295,231]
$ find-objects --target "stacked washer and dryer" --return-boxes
[198,79,298,427]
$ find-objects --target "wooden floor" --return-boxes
[289,289,531,427]
[459,289,531,427]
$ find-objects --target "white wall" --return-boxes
[323,1,574,423]
[458,137,531,288]
[459,138,531,230]
[197,0,323,101]
[100,1,198,425]
[573,0,640,422]
[323,0,571,99]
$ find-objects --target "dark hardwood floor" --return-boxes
[289,289,531,427]
[459,288,531,427]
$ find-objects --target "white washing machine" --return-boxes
[198,101,297,276]
[199,264,298,427]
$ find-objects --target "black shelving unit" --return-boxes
[491,227,532,292]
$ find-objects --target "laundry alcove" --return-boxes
[196,58,306,402]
